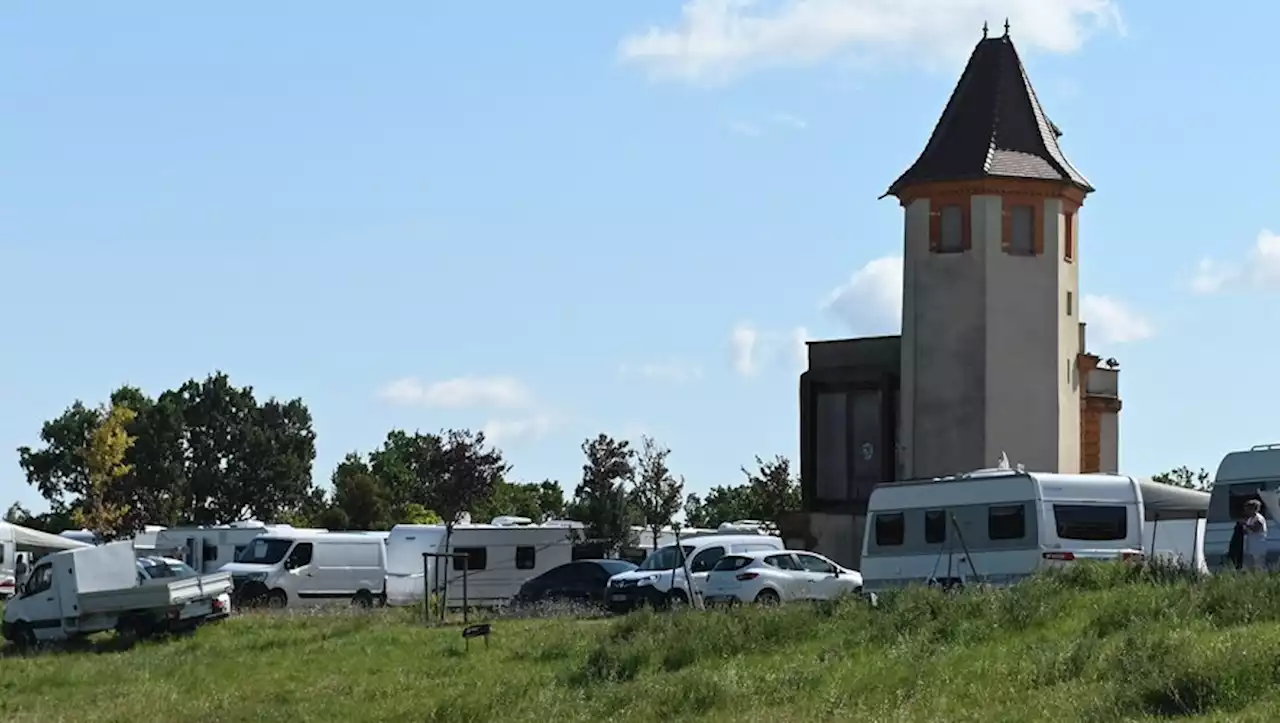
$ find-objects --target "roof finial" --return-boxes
[982,21,988,39]
[1004,18,1010,36]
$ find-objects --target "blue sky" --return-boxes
[3,1,1277,515]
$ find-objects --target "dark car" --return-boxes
[512,560,638,607]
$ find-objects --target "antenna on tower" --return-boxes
[1004,18,1010,36]
[982,21,988,39]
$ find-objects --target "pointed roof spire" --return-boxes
[982,21,988,39]
[1004,18,1010,36]
[882,33,1093,198]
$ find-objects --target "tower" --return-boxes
[885,28,1093,478]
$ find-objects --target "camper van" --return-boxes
[153,521,327,574]
[219,531,387,608]
[1204,444,1280,570]
[860,467,1209,592]
[384,519,582,608]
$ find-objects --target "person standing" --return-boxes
[1243,499,1269,571]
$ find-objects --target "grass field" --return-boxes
[5,563,1280,722]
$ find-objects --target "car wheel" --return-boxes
[11,623,36,651]
[266,590,288,609]
[351,590,374,608]
[665,589,689,610]
[754,589,781,606]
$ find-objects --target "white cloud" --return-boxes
[619,0,1124,84]
[376,375,533,409]
[481,415,556,446]
[730,323,761,376]
[730,323,811,376]
[1081,295,1154,345]
[1189,229,1280,295]
[619,360,704,384]
[823,255,903,334]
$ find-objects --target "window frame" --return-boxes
[924,510,947,544]
[874,512,905,546]
[689,546,726,573]
[453,547,488,572]
[515,545,536,570]
[1063,210,1075,262]
[929,202,970,254]
[988,505,1027,541]
[1052,504,1128,541]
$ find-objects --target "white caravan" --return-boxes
[860,467,1209,592]
[219,531,387,608]
[605,532,785,611]
[0,522,91,599]
[1204,444,1280,570]
[152,521,327,574]
[384,519,582,608]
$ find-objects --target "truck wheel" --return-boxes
[266,590,288,609]
[115,616,153,645]
[11,623,36,650]
[351,590,374,608]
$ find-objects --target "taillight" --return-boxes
[1042,551,1075,561]
[735,572,759,581]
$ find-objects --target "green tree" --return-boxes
[572,434,636,555]
[630,436,684,550]
[683,486,754,528]
[1152,466,1212,490]
[472,479,567,523]
[370,430,443,523]
[683,455,801,528]
[4,502,31,524]
[74,403,138,539]
[17,401,101,512]
[330,453,391,530]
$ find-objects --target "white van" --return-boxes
[1204,444,1280,570]
[219,532,386,608]
[384,521,581,608]
[605,533,785,612]
[861,468,1149,592]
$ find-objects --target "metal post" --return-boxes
[1149,514,1160,559]
[462,553,470,624]
[422,552,430,625]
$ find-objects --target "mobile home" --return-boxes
[153,521,327,574]
[384,519,582,607]
[1205,444,1280,570]
[860,467,1208,592]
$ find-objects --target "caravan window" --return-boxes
[1054,505,1127,541]
[924,510,947,544]
[1228,485,1268,520]
[988,505,1026,540]
[874,513,904,546]
[453,547,487,571]
[203,541,218,564]
[515,546,536,570]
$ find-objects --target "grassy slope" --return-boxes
[5,564,1280,722]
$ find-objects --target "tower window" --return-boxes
[1066,290,1073,316]
[1064,211,1075,262]
[1008,204,1036,255]
[929,203,968,254]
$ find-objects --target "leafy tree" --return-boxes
[630,436,684,550]
[419,429,506,530]
[17,401,101,512]
[1152,466,1212,490]
[683,455,801,528]
[471,479,567,523]
[4,502,31,524]
[330,453,391,530]
[573,434,636,555]
[399,503,442,525]
[75,403,138,539]
[370,430,443,522]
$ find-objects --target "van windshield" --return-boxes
[237,538,293,565]
[637,545,696,571]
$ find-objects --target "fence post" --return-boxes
[422,551,430,625]
[462,553,470,624]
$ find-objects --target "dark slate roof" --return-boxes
[884,33,1093,197]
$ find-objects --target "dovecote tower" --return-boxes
[885,27,1094,478]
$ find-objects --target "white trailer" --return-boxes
[153,521,327,574]
[2,542,231,647]
[384,519,582,607]
[860,466,1208,592]
[1204,443,1280,570]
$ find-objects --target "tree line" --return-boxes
[7,372,801,554]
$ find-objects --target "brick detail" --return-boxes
[1077,353,1122,473]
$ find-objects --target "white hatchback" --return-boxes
[701,549,863,605]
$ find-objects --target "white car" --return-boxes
[137,556,232,621]
[701,549,863,605]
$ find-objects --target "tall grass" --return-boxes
[4,562,1280,722]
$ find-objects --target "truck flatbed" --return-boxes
[79,572,232,616]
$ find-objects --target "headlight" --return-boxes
[245,572,268,583]
[635,575,659,586]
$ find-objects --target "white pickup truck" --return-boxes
[2,541,232,648]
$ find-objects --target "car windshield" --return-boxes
[164,561,199,579]
[237,538,293,565]
[637,545,696,571]
[138,559,174,579]
[597,560,638,576]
